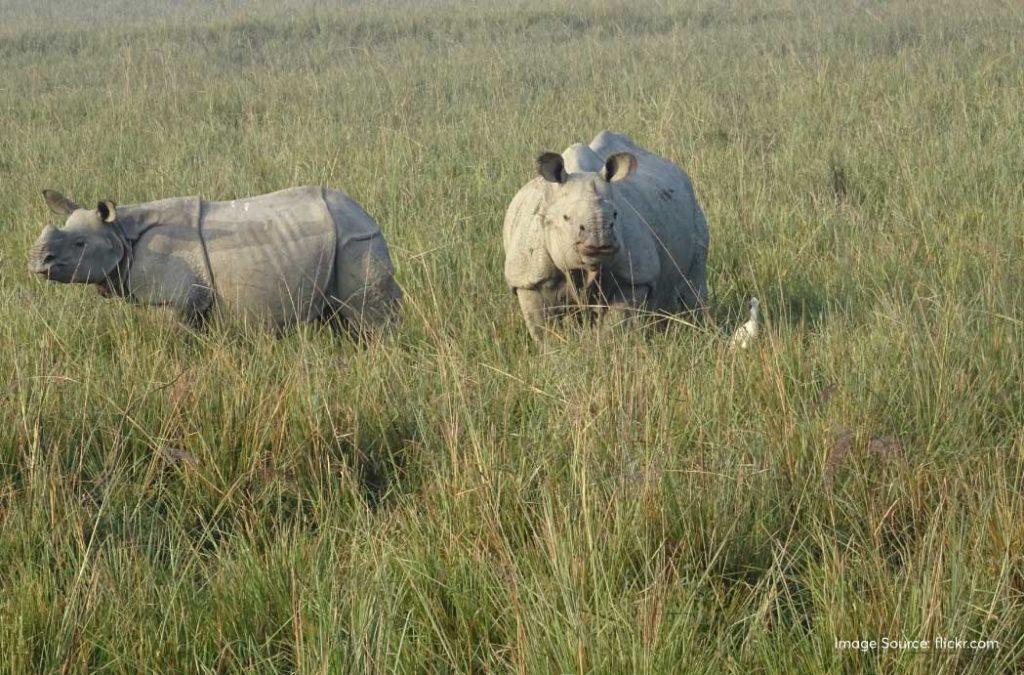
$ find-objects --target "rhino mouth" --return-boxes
[579,244,618,264]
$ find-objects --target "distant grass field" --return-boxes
[2,0,1023,671]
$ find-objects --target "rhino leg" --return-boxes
[126,260,213,329]
[342,274,402,338]
[679,255,710,320]
[178,283,214,329]
[602,283,651,330]
[331,234,401,339]
[515,288,550,341]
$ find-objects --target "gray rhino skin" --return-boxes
[503,130,709,340]
[28,186,401,336]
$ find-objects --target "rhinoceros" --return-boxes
[27,186,401,336]
[503,130,709,340]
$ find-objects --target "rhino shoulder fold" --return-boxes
[609,211,661,286]
[503,180,556,289]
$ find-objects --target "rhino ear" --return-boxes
[601,153,638,182]
[536,152,567,184]
[43,190,79,216]
[96,200,117,223]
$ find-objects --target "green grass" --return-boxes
[2,0,1023,671]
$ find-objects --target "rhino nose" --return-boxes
[28,228,60,273]
[28,257,50,274]
[28,251,54,274]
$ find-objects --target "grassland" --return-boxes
[1,0,1023,671]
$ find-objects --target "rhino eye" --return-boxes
[562,214,570,221]
[74,240,85,248]
[613,211,618,218]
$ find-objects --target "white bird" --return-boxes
[728,297,760,351]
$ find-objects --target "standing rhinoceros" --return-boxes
[27,186,401,336]
[503,130,709,340]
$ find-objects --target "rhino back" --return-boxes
[200,186,338,327]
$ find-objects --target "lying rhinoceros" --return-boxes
[503,130,709,340]
[28,186,401,336]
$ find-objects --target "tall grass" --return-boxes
[1,0,1023,671]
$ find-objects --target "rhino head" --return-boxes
[28,190,126,284]
[535,150,637,269]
